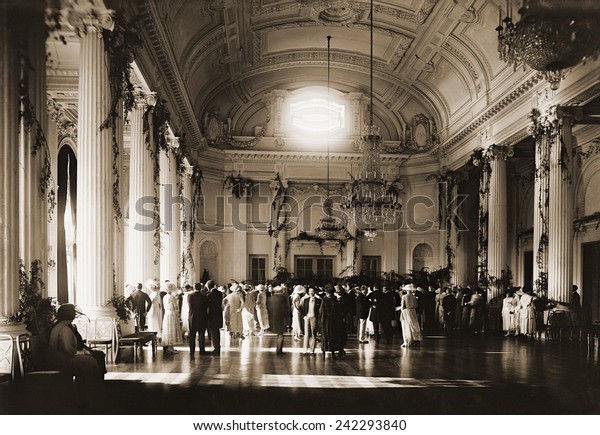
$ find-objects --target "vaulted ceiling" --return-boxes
[125,0,515,149]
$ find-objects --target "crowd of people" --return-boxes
[44,279,586,388]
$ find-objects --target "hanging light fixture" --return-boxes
[315,35,345,240]
[496,0,600,90]
[341,0,402,242]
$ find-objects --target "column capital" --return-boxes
[529,105,584,139]
[168,136,180,149]
[486,144,514,161]
[133,90,157,110]
[67,3,115,36]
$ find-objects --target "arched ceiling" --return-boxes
[130,0,510,149]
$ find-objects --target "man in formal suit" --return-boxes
[127,283,152,332]
[355,286,370,343]
[442,288,457,337]
[188,283,210,358]
[301,287,322,355]
[378,286,396,344]
[206,280,224,356]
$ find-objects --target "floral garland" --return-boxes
[19,82,56,221]
[99,17,143,224]
[268,173,288,240]
[224,174,255,198]
[574,212,600,233]
[469,148,492,288]
[576,137,600,166]
[187,167,204,269]
[529,109,551,294]
[143,97,171,264]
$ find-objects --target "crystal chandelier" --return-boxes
[496,0,600,90]
[315,35,345,240]
[340,0,402,241]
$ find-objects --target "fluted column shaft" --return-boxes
[159,142,181,284]
[181,166,194,285]
[127,92,157,285]
[533,133,549,294]
[487,152,509,300]
[233,196,248,281]
[450,183,467,286]
[0,6,20,320]
[547,108,574,303]
[72,7,115,311]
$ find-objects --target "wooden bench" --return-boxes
[116,329,157,363]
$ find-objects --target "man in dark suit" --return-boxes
[442,288,457,337]
[188,283,210,358]
[127,283,152,332]
[206,280,223,356]
[301,287,322,355]
[355,286,370,343]
[378,286,396,344]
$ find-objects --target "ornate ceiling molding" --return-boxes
[138,1,203,146]
[442,41,479,81]
[433,74,542,157]
[224,149,409,163]
[181,26,227,81]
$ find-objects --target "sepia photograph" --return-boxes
[1,0,600,425]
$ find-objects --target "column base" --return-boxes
[0,321,29,335]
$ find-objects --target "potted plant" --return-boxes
[9,259,57,371]
[106,291,135,335]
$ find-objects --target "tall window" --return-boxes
[295,256,335,281]
[362,256,380,280]
[249,255,267,284]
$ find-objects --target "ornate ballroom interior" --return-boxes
[2,0,600,415]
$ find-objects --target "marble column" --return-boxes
[450,182,467,287]
[127,91,157,286]
[113,102,125,295]
[487,146,512,300]
[0,6,20,321]
[547,107,575,303]
[180,162,194,286]
[159,138,182,285]
[476,161,490,291]
[232,195,248,282]
[69,6,116,314]
[533,126,550,295]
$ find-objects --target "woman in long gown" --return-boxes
[320,284,345,359]
[146,279,163,339]
[255,284,270,334]
[180,284,193,340]
[224,284,245,340]
[400,287,422,347]
[501,291,514,336]
[162,282,182,356]
[511,292,521,336]
[519,289,537,336]
[291,285,305,341]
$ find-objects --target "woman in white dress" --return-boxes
[511,291,522,336]
[180,284,193,340]
[291,285,306,341]
[162,281,182,356]
[146,279,163,339]
[501,291,514,336]
[400,286,422,347]
[242,285,257,337]
[255,284,270,334]
[519,288,537,336]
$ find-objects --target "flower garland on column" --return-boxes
[19,80,56,221]
[268,173,288,270]
[187,166,204,270]
[143,97,171,264]
[528,108,552,294]
[469,148,492,288]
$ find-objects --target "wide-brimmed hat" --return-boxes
[293,285,306,294]
[145,279,159,290]
[56,304,77,321]
[402,283,417,292]
[255,284,265,291]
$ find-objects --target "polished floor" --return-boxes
[2,329,600,414]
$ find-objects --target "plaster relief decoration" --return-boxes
[309,1,363,26]
[385,113,439,154]
[203,106,269,149]
[47,97,77,140]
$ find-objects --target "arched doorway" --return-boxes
[412,243,433,272]
[56,145,77,303]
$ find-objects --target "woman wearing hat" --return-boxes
[291,285,306,341]
[161,281,182,356]
[146,279,163,339]
[47,304,104,383]
[320,284,346,359]
[255,284,270,335]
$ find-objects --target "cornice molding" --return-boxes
[433,73,542,157]
[138,1,203,147]
[223,149,409,163]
